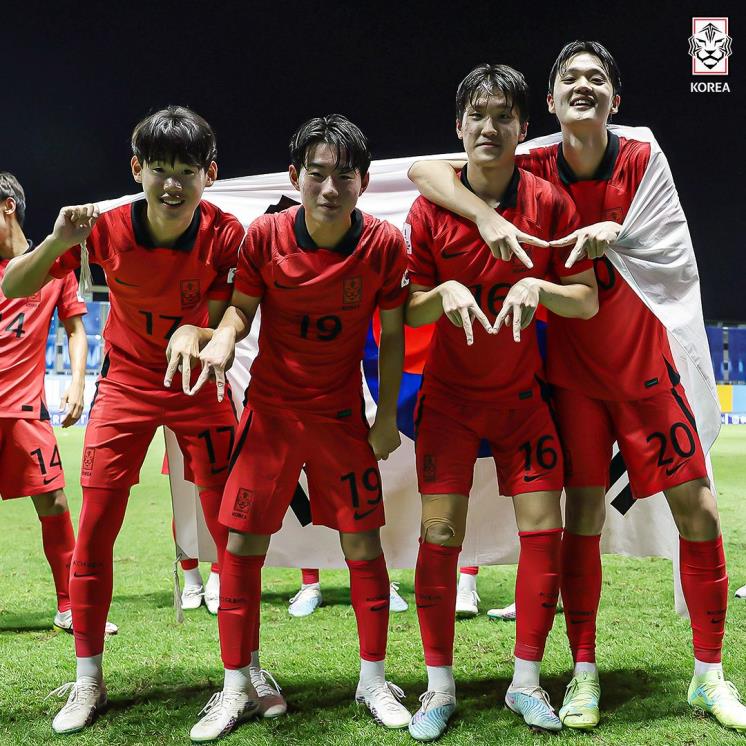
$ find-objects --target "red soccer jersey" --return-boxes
[517,132,665,401]
[0,243,86,419]
[235,206,408,416]
[49,201,242,383]
[405,167,586,406]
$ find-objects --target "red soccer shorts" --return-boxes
[220,406,385,534]
[553,383,708,498]
[82,376,237,490]
[414,393,564,497]
[0,418,65,499]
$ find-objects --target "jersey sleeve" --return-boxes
[404,199,438,288]
[234,217,269,298]
[549,188,593,278]
[56,273,87,320]
[377,228,410,310]
[207,214,244,301]
[49,245,82,279]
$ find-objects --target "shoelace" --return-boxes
[516,686,556,717]
[704,680,743,705]
[182,586,204,598]
[565,678,599,707]
[458,589,481,604]
[46,681,98,704]
[390,582,401,592]
[252,669,282,696]
[289,586,319,605]
[367,681,406,712]
[418,690,452,712]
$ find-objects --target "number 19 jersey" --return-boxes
[235,206,409,417]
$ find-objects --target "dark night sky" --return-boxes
[6,0,745,320]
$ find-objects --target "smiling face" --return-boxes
[131,156,216,223]
[456,92,527,169]
[288,142,368,227]
[548,52,620,131]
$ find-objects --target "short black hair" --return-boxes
[456,64,530,124]
[131,105,217,170]
[548,41,622,97]
[289,114,372,177]
[0,172,26,227]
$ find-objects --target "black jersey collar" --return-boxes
[131,200,201,251]
[557,131,620,185]
[294,206,364,256]
[460,165,520,210]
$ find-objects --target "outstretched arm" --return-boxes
[408,160,546,265]
[2,205,99,297]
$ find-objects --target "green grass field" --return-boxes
[0,427,744,745]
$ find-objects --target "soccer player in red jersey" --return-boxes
[408,42,745,732]
[404,64,598,739]
[2,107,246,734]
[179,115,412,741]
[0,171,92,630]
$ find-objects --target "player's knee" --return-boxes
[31,489,69,517]
[564,488,606,535]
[340,530,382,561]
[667,478,720,541]
[421,517,463,547]
[227,530,269,557]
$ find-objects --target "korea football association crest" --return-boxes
[343,275,363,308]
[689,18,733,78]
[180,279,201,309]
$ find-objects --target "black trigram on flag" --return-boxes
[608,447,634,515]
[290,482,312,526]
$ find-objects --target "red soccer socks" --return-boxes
[69,487,129,657]
[39,511,76,613]
[415,541,460,667]
[346,553,390,661]
[680,535,727,663]
[515,529,562,661]
[561,531,602,664]
[302,568,320,585]
[218,550,264,670]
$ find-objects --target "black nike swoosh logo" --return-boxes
[441,249,468,259]
[73,572,97,578]
[665,460,690,476]
[274,280,300,290]
[523,473,549,482]
[354,507,379,520]
[42,476,58,485]
[710,617,725,624]
[370,603,388,612]
[114,277,140,287]
[210,466,227,475]
[416,604,438,609]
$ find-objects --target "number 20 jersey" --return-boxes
[235,206,409,417]
[49,200,242,384]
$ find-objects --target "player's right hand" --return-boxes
[164,325,202,394]
[438,280,495,345]
[475,210,545,268]
[189,327,236,402]
[50,204,99,250]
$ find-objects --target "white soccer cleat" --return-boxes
[389,582,408,613]
[50,678,107,734]
[181,584,205,611]
[53,609,119,636]
[455,589,480,618]
[735,584,746,599]
[204,572,220,615]
[356,680,411,728]
[250,667,287,718]
[288,584,323,617]
[487,602,517,621]
[189,689,259,742]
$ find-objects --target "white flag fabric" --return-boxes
[94,130,715,615]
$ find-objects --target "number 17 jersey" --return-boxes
[235,206,409,417]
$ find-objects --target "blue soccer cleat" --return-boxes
[408,690,457,741]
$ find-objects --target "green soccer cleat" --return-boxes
[559,671,601,729]
[688,670,746,732]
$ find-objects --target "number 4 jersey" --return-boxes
[49,200,242,384]
[0,246,86,420]
[235,205,409,417]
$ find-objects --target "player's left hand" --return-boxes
[164,325,202,393]
[189,327,237,401]
[59,380,84,427]
[493,278,541,342]
[550,221,623,268]
[368,416,401,460]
